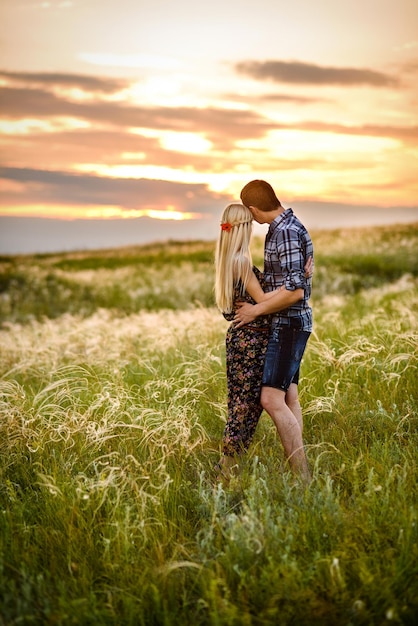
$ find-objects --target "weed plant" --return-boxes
[0,225,417,625]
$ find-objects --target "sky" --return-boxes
[1,0,418,253]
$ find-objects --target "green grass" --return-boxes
[1,223,417,323]
[0,223,417,625]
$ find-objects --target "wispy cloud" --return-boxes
[235,60,400,87]
[398,58,418,75]
[1,67,417,219]
[0,166,227,216]
[2,82,415,149]
[1,129,159,167]
[0,84,277,148]
[36,1,74,9]
[79,52,181,71]
[276,120,418,145]
[224,92,327,105]
[0,70,128,93]
[393,41,418,52]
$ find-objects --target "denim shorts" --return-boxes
[262,326,311,392]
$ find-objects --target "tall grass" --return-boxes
[0,225,417,625]
[0,240,217,323]
[1,223,417,323]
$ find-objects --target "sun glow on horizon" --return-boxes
[0,205,202,221]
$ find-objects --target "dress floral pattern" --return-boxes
[222,266,271,456]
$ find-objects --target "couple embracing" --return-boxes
[214,180,313,484]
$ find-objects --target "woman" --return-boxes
[214,203,286,480]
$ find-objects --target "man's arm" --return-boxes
[233,288,303,328]
[245,257,312,304]
[234,254,313,328]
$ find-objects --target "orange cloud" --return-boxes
[235,60,401,87]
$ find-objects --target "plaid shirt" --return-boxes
[264,208,313,331]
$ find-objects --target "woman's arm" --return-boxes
[235,258,313,327]
[245,257,313,304]
[234,288,304,327]
[245,271,285,303]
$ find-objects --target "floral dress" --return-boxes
[222,266,271,456]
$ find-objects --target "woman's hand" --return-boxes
[304,256,314,279]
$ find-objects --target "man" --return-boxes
[234,180,313,482]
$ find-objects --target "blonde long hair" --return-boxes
[215,203,254,313]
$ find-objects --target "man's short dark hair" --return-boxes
[240,180,281,212]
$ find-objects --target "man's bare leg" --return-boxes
[285,383,303,434]
[261,386,311,482]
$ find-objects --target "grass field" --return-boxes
[0,223,417,625]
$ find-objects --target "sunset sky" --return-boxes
[1,0,418,252]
